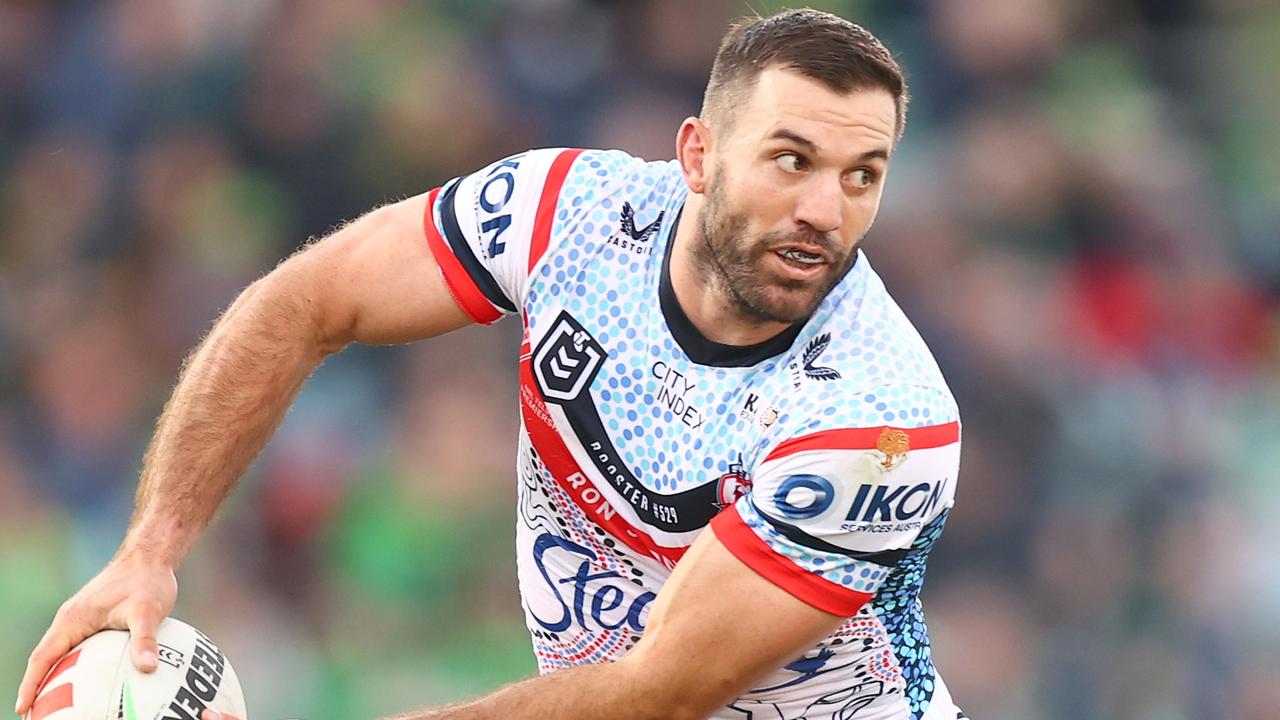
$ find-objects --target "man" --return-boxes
[17,9,965,720]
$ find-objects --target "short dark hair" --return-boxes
[702,8,909,141]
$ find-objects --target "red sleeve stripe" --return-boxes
[423,186,503,325]
[710,505,872,617]
[764,421,960,463]
[528,148,585,272]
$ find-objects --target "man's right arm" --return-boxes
[16,192,471,716]
[129,192,472,567]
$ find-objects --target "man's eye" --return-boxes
[849,168,876,189]
[775,153,805,173]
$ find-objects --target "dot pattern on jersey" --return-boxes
[472,147,966,717]
[871,508,952,720]
[528,150,954,499]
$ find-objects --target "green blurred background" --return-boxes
[2,1,1279,719]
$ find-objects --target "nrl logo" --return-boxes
[533,311,606,403]
[876,427,910,470]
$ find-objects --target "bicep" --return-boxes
[620,527,847,717]
[282,193,474,349]
[296,147,591,348]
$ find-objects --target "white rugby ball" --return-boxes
[27,618,247,720]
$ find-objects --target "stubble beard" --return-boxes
[694,177,859,327]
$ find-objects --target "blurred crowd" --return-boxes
[2,1,1278,719]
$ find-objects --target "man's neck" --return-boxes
[668,197,794,347]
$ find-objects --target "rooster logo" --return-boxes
[752,647,856,693]
[802,333,842,381]
[875,427,910,470]
[713,455,751,509]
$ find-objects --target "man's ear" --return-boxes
[676,117,713,195]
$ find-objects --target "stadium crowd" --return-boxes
[2,1,1278,719]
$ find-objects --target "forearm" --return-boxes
[121,271,336,568]
[390,659,687,720]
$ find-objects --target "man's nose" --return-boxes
[793,178,843,234]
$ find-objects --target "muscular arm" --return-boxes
[15,191,473,717]
[376,527,847,720]
[125,193,471,568]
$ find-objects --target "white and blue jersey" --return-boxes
[423,148,966,720]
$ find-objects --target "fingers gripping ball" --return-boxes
[26,619,246,720]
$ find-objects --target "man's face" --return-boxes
[696,66,896,324]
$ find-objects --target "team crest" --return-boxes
[713,456,752,508]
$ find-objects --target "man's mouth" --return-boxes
[768,245,832,282]
[776,248,825,265]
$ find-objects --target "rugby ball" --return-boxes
[27,618,246,720]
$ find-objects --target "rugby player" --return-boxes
[17,9,966,720]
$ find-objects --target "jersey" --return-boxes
[423,148,966,720]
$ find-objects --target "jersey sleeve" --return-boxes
[423,147,587,324]
[710,385,961,616]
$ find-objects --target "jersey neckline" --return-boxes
[658,205,807,368]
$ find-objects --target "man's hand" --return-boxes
[15,556,177,715]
